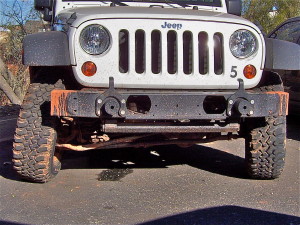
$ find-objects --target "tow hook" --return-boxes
[95,77,126,117]
[227,79,254,116]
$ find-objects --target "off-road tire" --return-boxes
[245,76,286,179]
[12,77,64,183]
[245,115,286,179]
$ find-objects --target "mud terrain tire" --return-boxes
[13,78,64,183]
[245,115,286,179]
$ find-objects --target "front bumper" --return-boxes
[51,78,289,120]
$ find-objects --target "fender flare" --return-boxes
[23,31,71,66]
[265,38,300,71]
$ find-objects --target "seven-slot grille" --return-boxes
[119,29,224,75]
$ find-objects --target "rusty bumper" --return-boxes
[51,89,288,120]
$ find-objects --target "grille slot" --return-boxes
[151,30,161,74]
[167,31,177,74]
[135,30,145,74]
[119,29,129,73]
[183,31,193,75]
[198,32,209,75]
[118,29,224,75]
[214,33,224,75]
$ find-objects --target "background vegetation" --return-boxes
[0,0,299,105]
[243,0,300,34]
[0,0,40,105]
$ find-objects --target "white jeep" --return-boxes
[13,0,300,182]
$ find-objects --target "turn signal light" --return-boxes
[243,65,256,79]
[82,61,97,77]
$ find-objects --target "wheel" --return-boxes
[12,74,65,183]
[245,115,286,179]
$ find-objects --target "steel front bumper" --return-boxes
[51,79,288,121]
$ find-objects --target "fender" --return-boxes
[265,38,300,71]
[23,31,71,66]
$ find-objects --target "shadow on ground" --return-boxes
[0,114,298,182]
[0,205,298,225]
[287,115,300,141]
[61,143,248,180]
[138,205,300,225]
[0,140,21,182]
[0,138,247,182]
[0,221,29,225]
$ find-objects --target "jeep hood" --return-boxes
[58,6,259,31]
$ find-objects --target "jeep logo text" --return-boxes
[161,22,182,30]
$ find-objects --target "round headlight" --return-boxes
[80,25,110,55]
[229,30,258,58]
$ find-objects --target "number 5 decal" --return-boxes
[230,66,237,78]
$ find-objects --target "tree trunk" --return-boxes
[0,57,22,105]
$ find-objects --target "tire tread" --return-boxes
[12,79,64,183]
[245,115,286,179]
